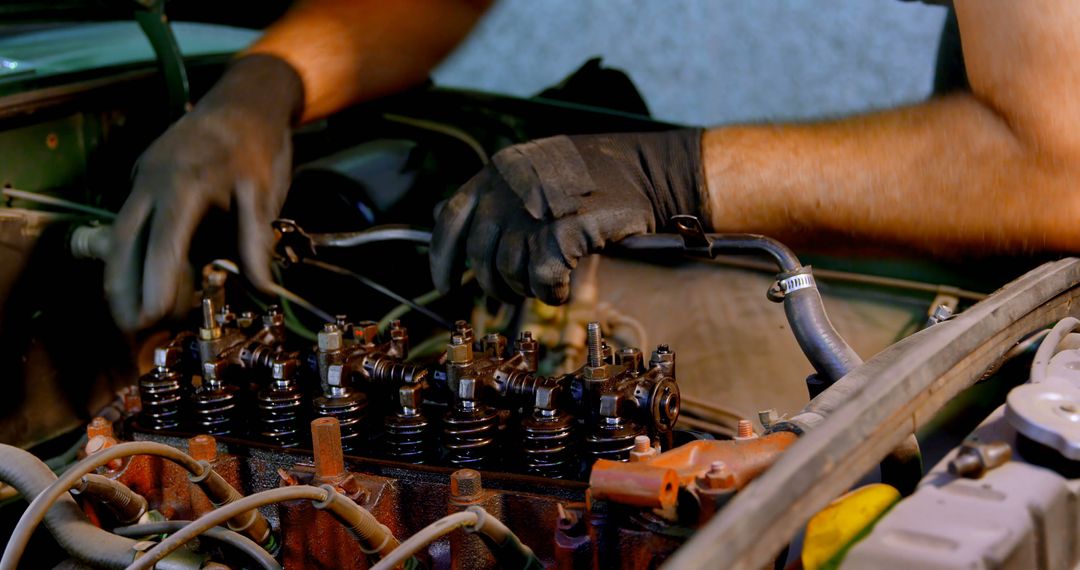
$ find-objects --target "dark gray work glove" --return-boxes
[106,55,303,331]
[430,129,705,305]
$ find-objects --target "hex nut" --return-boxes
[202,360,226,381]
[398,385,422,409]
[154,346,181,369]
[447,336,473,364]
[326,364,347,387]
[357,321,379,345]
[318,326,343,352]
[458,377,478,400]
[272,359,297,381]
[584,365,609,381]
[598,394,620,417]
[534,385,559,410]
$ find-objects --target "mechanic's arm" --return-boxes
[432,0,1080,305]
[107,0,489,331]
[247,0,491,121]
[702,0,1080,256]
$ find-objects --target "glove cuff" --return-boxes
[640,127,707,231]
[202,54,306,127]
[568,128,708,232]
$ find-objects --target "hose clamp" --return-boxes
[779,273,815,295]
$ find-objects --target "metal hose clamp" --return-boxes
[779,272,815,295]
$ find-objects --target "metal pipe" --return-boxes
[309,225,433,248]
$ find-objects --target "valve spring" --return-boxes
[521,410,577,478]
[383,411,431,462]
[189,383,241,436]
[138,369,184,431]
[313,392,368,452]
[442,403,499,468]
[584,419,644,464]
[256,382,305,447]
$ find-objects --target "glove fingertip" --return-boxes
[529,258,572,306]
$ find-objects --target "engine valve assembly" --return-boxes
[137,295,681,480]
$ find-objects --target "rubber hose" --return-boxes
[1030,317,1080,383]
[319,491,399,558]
[0,444,136,569]
[783,285,864,383]
[125,485,332,570]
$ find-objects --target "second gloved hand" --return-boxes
[105,55,304,331]
[430,129,705,305]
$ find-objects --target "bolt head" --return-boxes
[263,310,284,328]
[516,331,538,352]
[450,469,483,499]
[698,461,735,489]
[188,435,217,462]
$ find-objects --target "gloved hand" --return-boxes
[430,129,705,305]
[105,55,304,331]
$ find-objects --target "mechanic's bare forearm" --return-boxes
[702,93,1080,257]
[245,0,490,122]
[705,0,1080,258]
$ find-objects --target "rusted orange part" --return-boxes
[650,432,797,487]
[589,432,797,508]
[589,462,680,509]
[188,434,218,463]
[311,417,346,480]
[86,417,114,440]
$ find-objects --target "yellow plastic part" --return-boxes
[802,483,901,570]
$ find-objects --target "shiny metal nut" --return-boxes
[584,365,609,381]
[598,394,620,417]
[272,359,297,381]
[398,385,422,409]
[326,364,347,387]
[458,377,478,400]
[153,346,180,369]
[534,385,558,410]
[447,337,473,363]
[202,360,226,381]
[318,325,343,352]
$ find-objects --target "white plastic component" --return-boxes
[1007,346,1080,459]
[843,407,1080,570]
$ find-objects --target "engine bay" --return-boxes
[1,17,1079,570]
